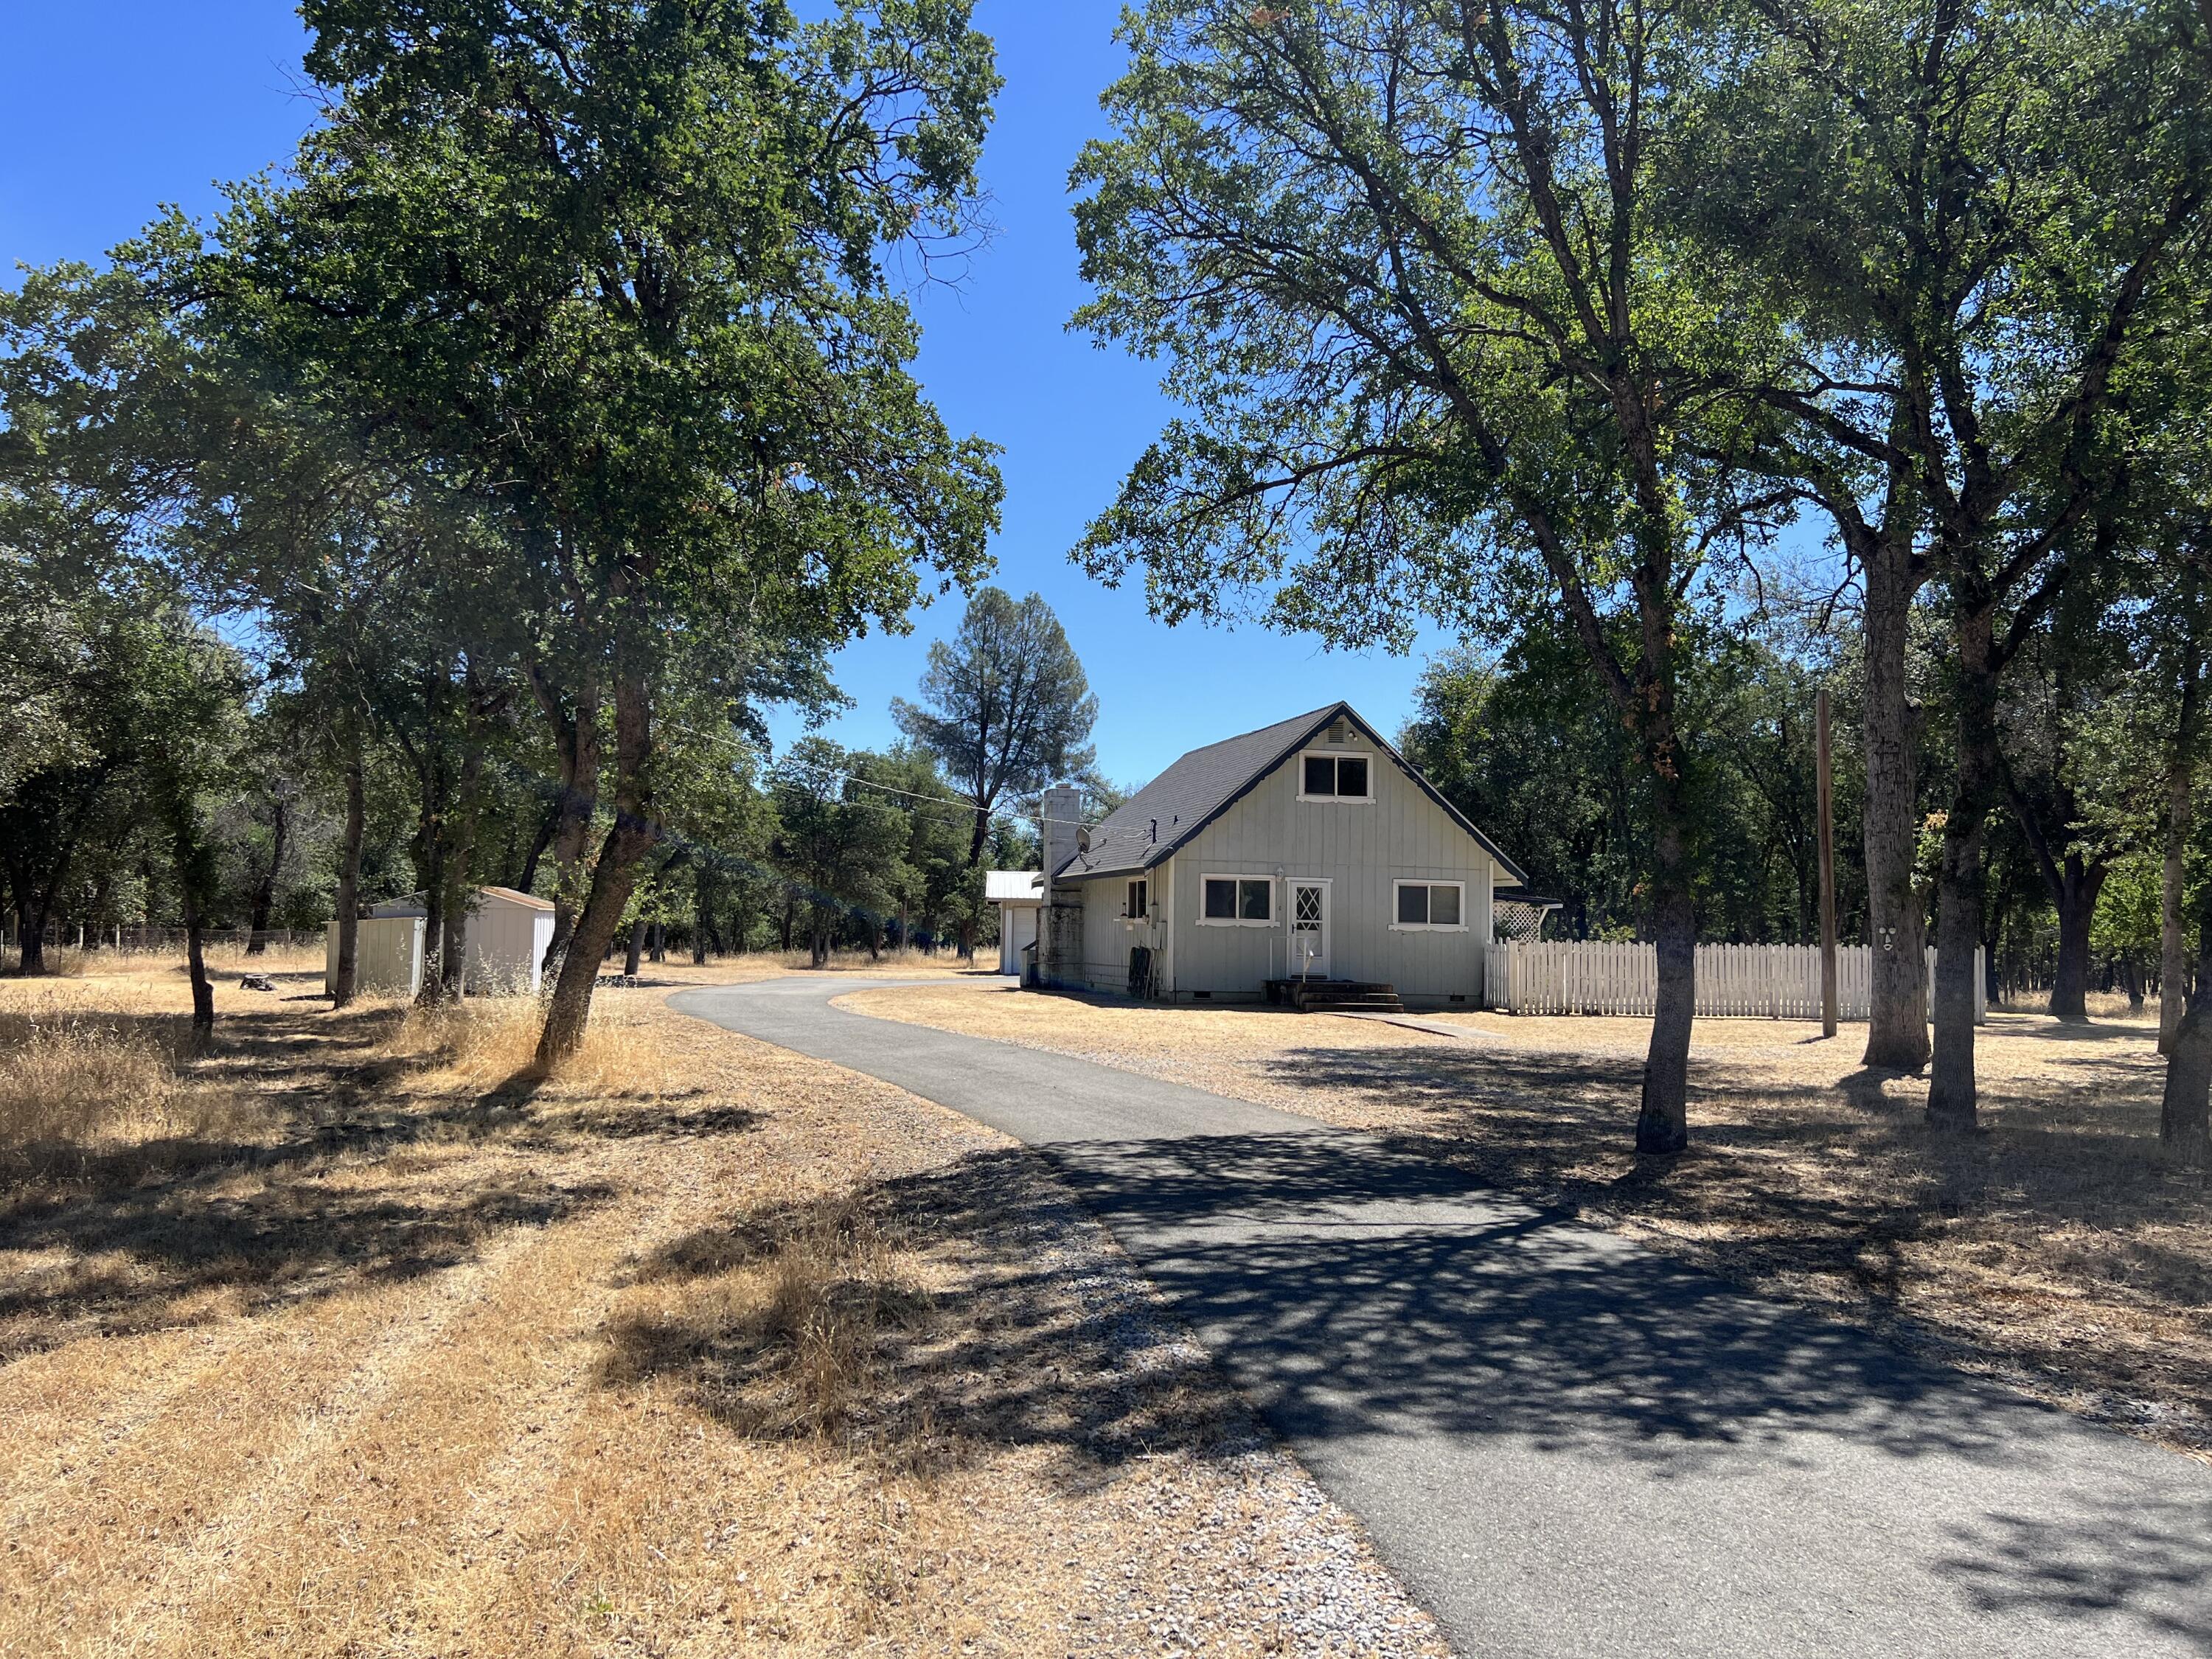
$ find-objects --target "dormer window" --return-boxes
[1298,751,1372,802]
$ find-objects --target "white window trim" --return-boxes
[1295,748,1377,804]
[1391,878,1470,932]
[1197,872,1278,928]
[1121,877,1151,927]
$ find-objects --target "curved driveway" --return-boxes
[674,976,2212,1659]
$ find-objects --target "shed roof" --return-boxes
[478,886,555,912]
[369,886,554,918]
[1056,701,1528,887]
[984,870,1044,903]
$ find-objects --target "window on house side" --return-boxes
[1202,876,1273,924]
[1127,878,1148,919]
[1337,756,1369,797]
[1304,755,1335,796]
[1396,881,1465,929]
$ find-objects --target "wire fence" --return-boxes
[5,924,325,956]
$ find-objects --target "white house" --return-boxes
[1032,702,1528,1009]
[328,886,558,998]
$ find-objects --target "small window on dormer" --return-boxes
[1299,751,1372,801]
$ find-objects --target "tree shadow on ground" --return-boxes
[1242,1038,2212,1445]
[1045,1127,2211,1645]
[0,998,759,1361]
[1940,1492,2212,1644]
[0,1166,618,1360]
[605,1130,2211,1644]
[599,1145,1256,1493]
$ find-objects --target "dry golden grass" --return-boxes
[844,980,2212,1457]
[0,993,261,1180]
[0,956,1444,1658]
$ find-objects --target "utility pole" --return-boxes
[1817,689,1839,1037]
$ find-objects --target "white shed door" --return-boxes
[1290,880,1329,980]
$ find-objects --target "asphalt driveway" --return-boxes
[673,975,2212,1658]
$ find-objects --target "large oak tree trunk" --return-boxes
[1861,527,1930,1070]
[245,796,290,955]
[2164,1006,2212,1161]
[2048,858,2106,1023]
[333,753,365,1007]
[412,751,449,1006]
[1929,607,1999,1131]
[536,668,655,1065]
[517,795,560,895]
[2163,897,2212,1160]
[1636,782,1696,1155]
[442,901,470,1000]
[2160,665,2200,1054]
[183,909,214,1040]
[170,805,215,1040]
[532,669,602,976]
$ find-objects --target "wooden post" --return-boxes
[1817,689,1840,1037]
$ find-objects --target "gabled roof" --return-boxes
[479,886,555,912]
[984,870,1044,903]
[371,886,554,917]
[1057,701,1528,887]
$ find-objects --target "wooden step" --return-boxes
[1286,980,1405,1014]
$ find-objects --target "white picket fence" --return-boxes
[1483,942,1986,1023]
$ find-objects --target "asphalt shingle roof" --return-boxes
[1058,701,1528,886]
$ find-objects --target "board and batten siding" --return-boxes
[1158,725,1495,1006]
[1063,867,1169,994]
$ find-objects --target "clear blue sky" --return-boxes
[1,2,1451,790]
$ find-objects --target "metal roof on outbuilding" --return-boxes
[1054,701,1528,888]
[984,870,1045,903]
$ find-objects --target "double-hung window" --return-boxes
[1125,878,1149,921]
[1200,875,1274,925]
[1394,880,1466,930]
[1298,751,1373,802]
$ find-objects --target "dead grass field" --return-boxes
[840,981,2212,1459]
[0,955,1447,1659]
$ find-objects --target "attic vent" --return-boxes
[1328,720,1349,744]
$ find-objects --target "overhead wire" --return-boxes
[658,714,1112,832]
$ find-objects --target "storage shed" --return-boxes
[985,870,1044,975]
[329,886,558,998]
[461,886,558,994]
[324,915,427,998]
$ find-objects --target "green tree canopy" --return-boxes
[200,0,1006,1057]
[892,585,1099,873]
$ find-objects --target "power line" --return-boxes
[661,714,1110,833]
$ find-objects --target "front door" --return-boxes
[1289,880,1329,980]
